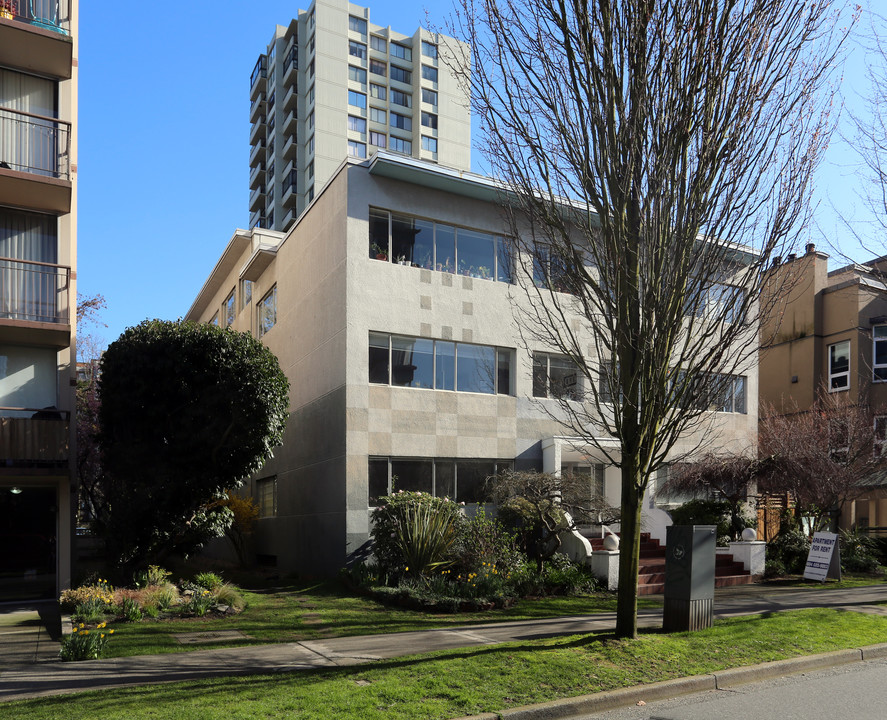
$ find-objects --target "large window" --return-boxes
[874,326,887,381]
[240,279,252,310]
[347,90,366,109]
[258,285,277,338]
[421,136,437,153]
[390,65,412,84]
[390,89,411,107]
[349,15,367,35]
[0,207,59,323]
[369,131,387,148]
[368,457,512,505]
[348,115,366,133]
[369,107,386,124]
[421,40,438,59]
[829,340,850,391]
[255,477,277,518]
[389,136,412,154]
[533,353,582,400]
[422,88,438,106]
[348,40,367,60]
[348,65,367,84]
[533,243,571,292]
[370,59,387,77]
[348,141,366,158]
[368,208,512,282]
[370,83,387,100]
[0,68,60,178]
[421,111,437,129]
[390,112,411,131]
[370,35,387,53]
[391,43,412,61]
[422,65,438,83]
[369,332,512,395]
[224,290,235,327]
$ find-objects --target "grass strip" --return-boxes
[104,581,655,658]
[5,608,886,720]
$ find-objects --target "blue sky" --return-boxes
[77,0,875,348]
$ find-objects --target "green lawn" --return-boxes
[103,579,659,658]
[7,608,887,720]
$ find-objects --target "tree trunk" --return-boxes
[615,470,644,639]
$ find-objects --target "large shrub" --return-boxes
[453,507,524,577]
[765,526,811,576]
[840,529,882,573]
[371,492,466,576]
[667,498,755,544]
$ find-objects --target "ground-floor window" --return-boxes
[255,476,277,518]
[368,457,512,506]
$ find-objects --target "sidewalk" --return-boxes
[1,583,886,705]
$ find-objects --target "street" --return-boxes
[579,657,887,720]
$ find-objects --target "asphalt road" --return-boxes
[578,657,887,720]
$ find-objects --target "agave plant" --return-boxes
[392,496,462,577]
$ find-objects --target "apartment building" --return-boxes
[0,1,77,602]
[188,153,758,576]
[248,0,470,233]
[760,246,887,532]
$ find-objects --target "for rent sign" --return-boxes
[803,531,842,582]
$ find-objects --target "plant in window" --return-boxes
[370,242,388,260]
[476,265,492,280]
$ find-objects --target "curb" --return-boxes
[454,644,887,720]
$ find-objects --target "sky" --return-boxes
[78,0,877,350]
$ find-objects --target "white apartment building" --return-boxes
[248,0,471,232]
[0,1,78,602]
[188,153,758,577]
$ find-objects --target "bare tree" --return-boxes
[449,0,852,637]
[759,394,884,532]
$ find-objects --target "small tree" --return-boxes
[759,393,885,532]
[218,491,259,566]
[97,320,289,571]
[487,470,619,573]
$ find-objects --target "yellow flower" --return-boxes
[109,629,115,635]
[78,623,84,629]
[100,633,105,639]
[404,567,409,571]
[83,630,89,635]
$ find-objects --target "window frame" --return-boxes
[829,340,851,392]
[874,326,887,382]
[257,285,278,338]
[368,457,512,506]
[224,290,235,327]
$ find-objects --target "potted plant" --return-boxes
[0,1,16,19]
[370,243,388,261]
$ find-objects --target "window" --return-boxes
[349,40,367,60]
[370,59,387,76]
[391,43,412,61]
[348,115,367,133]
[368,458,512,506]
[240,279,252,310]
[390,89,412,107]
[421,136,437,153]
[224,290,235,327]
[829,340,850,391]
[348,140,366,158]
[369,333,513,395]
[256,477,277,518]
[533,243,571,293]
[533,353,582,400]
[390,65,412,84]
[307,134,315,154]
[421,111,437,129]
[308,59,315,78]
[874,326,887,381]
[258,286,277,337]
[369,131,387,147]
[421,40,438,59]
[368,208,512,282]
[307,110,314,128]
[389,136,412,154]
[371,35,387,53]
[348,90,366,108]
[370,107,386,124]
[308,84,315,105]
[307,160,314,178]
[348,65,367,84]
[210,312,219,326]
[308,34,315,55]
[707,374,747,413]
[349,15,367,35]
[390,112,412,130]
[370,83,387,100]
[422,65,438,83]
[422,88,438,105]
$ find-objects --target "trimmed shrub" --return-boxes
[193,572,224,591]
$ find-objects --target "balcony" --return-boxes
[283,107,298,135]
[248,139,266,168]
[249,93,266,124]
[249,210,268,230]
[0,1,72,79]
[250,55,267,101]
[283,82,298,112]
[249,162,264,190]
[0,108,72,213]
[282,132,298,160]
[248,116,266,146]
[283,45,299,88]
[0,257,71,346]
[282,169,298,208]
[280,206,297,232]
[0,409,69,466]
[249,185,266,213]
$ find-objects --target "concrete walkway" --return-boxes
[1,583,886,704]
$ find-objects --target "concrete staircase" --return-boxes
[586,532,754,595]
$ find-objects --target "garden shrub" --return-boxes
[183,589,214,616]
[60,622,114,661]
[668,499,734,542]
[453,508,524,578]
[213,583,246,611]
[120,596,143,622]
[766,527,811,575]
[193,571,224,591]
[134,565,171,588]
[371,491,466,576]
[71,598,109,624]
[59,579,114,612]
[142,582,179,610]
[840,529,882,573]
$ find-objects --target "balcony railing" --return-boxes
[0,256,71,324]
[1,0,70,35]
[0,107,71,180]
[0,408,69,464]
[250,55,267,89]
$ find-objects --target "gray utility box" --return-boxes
[662,525,716,632]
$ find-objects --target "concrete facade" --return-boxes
[249,0,471,233]
[189,153,758,576]
[760,247,887,531]
[0,1,77,602]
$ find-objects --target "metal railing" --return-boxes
[0,256,70,323]
[2,0,70,35]
[0,407,69,463]
[0,107,71,180]
[250,54,267,88]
